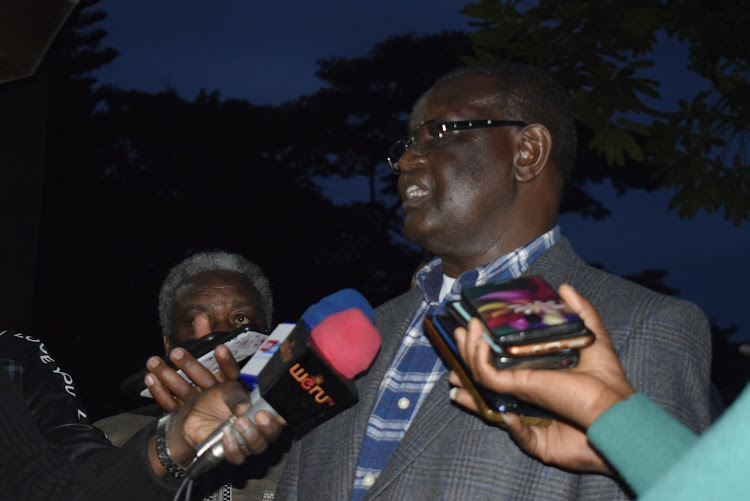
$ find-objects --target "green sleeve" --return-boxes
[587,393,697,495]
[639,385,750,501]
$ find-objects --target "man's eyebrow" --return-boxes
[183,304,210,314]
[227,299,256,308]
[184,300,256,311]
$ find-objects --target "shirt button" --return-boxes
[363,474,376,487]
[397,397,410,410]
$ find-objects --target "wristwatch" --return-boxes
[155,413,187,478]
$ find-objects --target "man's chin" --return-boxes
[403,221,440,253]
[402,219,425,246]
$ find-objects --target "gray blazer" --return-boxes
[276,237,713,500]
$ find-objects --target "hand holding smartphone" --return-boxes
[423,314,554,425]
[459,276,594,363]
[424,276,595,426]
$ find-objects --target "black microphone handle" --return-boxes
[185,387,276,480]
[184,318,364,480]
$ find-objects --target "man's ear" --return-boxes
[514,124,552,183]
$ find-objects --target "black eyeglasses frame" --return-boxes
[387,118,528,172]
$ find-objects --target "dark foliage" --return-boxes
[20,2,749,419]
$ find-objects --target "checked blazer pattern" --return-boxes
[276,237,714,501]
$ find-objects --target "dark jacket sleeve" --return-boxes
[0,330,181,499]
[0,372,180,500]
[0,330,110,461]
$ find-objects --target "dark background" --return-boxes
[1,0,748,420]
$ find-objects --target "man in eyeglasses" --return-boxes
[276,61,715,500]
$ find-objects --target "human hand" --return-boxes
[448,283,635,473]
[192,313,212,338]
[149,381,285,474]
[145,344,241,413]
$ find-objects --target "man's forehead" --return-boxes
[175,271,257,300]
[411,75,502,125]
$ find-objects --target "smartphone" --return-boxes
[444,300,581,369]
[120,323,269,398]
[423,314,553,425]
[460,276,591,347]
[504,333,594,357]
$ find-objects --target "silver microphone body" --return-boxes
[185,387,276,479]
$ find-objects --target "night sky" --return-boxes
[92,0,749,343]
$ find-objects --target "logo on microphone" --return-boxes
[289,363,336,407]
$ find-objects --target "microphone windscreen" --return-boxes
[308,308,381,380]
[301,288,375,328]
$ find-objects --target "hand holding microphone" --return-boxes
[184,290,381,480]
[154,380,283,471]
[142,346,284,471]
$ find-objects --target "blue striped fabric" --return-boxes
[351,226,561,500]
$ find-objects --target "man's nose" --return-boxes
[397,147,428,173]
[212,317,234,333]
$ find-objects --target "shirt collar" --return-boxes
[415,225,561,307]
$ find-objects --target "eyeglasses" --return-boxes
[386,118,528,172]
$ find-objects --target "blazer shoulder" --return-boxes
[374,289,422,329]
[529,236,708,325]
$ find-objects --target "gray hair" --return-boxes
[158,251,273,340]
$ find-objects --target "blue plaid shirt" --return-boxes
[351,226,561,500]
